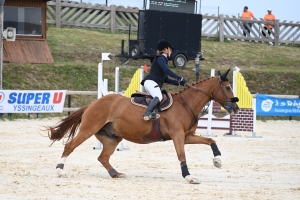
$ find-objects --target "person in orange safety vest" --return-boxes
[262,8,276,38]
[241,6,254,36]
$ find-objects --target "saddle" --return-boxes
[130,90,173,112]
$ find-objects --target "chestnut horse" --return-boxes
[47,69,239,184]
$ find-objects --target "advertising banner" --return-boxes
[256,94,300,116]
[0,90,66,113]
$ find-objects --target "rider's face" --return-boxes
[167,47,172,56]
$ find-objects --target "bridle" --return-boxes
[179,76,239,130]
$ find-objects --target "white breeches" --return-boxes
[144,80,162,101]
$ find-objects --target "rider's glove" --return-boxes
[178,77,187,86]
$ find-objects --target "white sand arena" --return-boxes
[0,118,300,199]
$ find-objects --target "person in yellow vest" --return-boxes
[262,8,276,38]
[241,6,254,36]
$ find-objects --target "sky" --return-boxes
[78,0,299,22]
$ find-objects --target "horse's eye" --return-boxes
[226,86,231,91]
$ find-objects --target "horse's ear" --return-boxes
[220,69,230,82]
[224,69,230,77]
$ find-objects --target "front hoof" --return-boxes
[113,173,126,178]
[212,156,222,168]
[56,168,67,178]
[185,175,200,184]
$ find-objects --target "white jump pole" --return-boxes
[115,67,119,94]
[117,139,130,151]
[200,69,217,137]
[224,66,241,137]
[115,66,130,151]
[246,97,262,138]
[94,54,110,150]
[94,62,104,150]
[97,62,103,98]
[140,65,144,92]
[118,66,144,151]
[115,66,144,151]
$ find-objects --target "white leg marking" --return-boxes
[59,157,67,164]
[56,157,67,178]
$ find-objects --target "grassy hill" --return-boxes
[2,26,300,111]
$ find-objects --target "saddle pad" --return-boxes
[131,92,173,111]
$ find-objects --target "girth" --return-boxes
[142,118,166,143]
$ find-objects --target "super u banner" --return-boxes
[256,94,300,116]
[0,90,66,113]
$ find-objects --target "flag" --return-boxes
[143,65,149,73]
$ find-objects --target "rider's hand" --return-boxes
[179,78,187,86]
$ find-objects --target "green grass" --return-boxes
[2,26,300,119]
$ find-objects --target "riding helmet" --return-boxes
[157,40,174,51]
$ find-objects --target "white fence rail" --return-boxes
[47,1,139,33]
[47,1,300,45]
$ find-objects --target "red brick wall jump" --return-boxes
[231,109,254,132]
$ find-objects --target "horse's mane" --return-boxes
[171,77,215,95]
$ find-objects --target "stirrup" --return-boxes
[143,112,160,121]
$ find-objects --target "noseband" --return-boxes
[179,77,239,130]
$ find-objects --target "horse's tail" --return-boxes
[47,105,89,146]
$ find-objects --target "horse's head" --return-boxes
[213,69,239,114]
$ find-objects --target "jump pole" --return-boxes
[94,54,131,151]
[115,67,119,93]
[93,53,109,150]
[117,66,144,150]
[246,97,262,138]
[116,68,129,150]
[200,69,217,137]
[223,66,241,137]
[140,65,144,92]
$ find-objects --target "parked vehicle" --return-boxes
[118,9,202,68]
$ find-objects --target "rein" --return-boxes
[186,84,213,100]
[186,78,237,107]
[179,92,199,130]
[180,79,234,130]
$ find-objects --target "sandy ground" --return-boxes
[0,118,300,200]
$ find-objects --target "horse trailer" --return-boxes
[119,9,202,68]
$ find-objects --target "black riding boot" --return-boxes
[143,97,160,121]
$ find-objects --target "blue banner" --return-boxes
[256,94,300,116]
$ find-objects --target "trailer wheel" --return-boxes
[130,45,141,57]
[173,54,187,68]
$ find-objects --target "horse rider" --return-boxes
[140,40,187,121]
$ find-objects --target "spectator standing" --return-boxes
[262,8,276,38]
[241,6,254,36]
